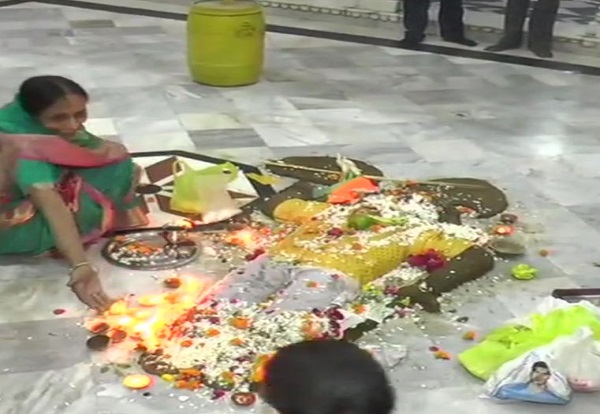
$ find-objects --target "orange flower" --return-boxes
[206,328,221,337]
[180,368,203,377]
[231,317,252,330]
[175,380,202,390]
[230,338,245,346]
[180,339,193,348]
[353,304,367,314]
[351,242,363,250]
[462,331,476,341]
[302,321,321,339]
[433,350,451,360]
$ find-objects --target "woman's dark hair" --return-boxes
[18,76,88,117]
[262,339,395,414]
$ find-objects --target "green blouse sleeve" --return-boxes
[15,159,61,194]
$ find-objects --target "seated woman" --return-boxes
[0,76,148,311]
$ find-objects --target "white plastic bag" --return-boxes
[484,344,571,404]
[553,328,600,393]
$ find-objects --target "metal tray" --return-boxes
[102,230,200,271]
[552,288,600,307]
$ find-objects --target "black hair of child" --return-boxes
[262,339,395,414]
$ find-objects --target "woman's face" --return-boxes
[37,93,88,140]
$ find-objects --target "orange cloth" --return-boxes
[327,177,378,204]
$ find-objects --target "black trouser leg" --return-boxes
[502,0,530,43]
[403,0,430,41]
[529,0,560,52]
[439,0,465,40]
[485,0,530,51]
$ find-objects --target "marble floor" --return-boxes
[1,1,600,413]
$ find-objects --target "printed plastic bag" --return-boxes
[170,160,241,222]
[484,348,571,405]
[459,299,600,380]
[553,328,600,393]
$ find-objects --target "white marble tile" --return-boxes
[115,117,185,138]
[200,146,276,166]
[84,117,117,137]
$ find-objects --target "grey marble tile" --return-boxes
[189,128,265,149]
[0,318,90,373]
[410,138,487,162]
[0,364,96,414]
[0,28,74,39]
[0,7,65,21]
[402,90,476,106]
[339,141,422,165]
[69,19,116,29]
[269,144,344,158]
[71,25,165,37]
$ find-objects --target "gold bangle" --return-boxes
[68,262,93,277]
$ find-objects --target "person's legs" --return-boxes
[439,0,477,46]
[485,0,531,52]
[528,0,560,58]
[400,0,430,45]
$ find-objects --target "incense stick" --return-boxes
[263,160,485,189]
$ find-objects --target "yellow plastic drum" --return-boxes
[187,0,265,86]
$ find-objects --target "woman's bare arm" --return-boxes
[29,186,87,266]
[29,186,111,310]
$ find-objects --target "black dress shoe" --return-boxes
[485,39,522,52]
[399,37,424,47]
[443,37,478,47]
[529,48,553,58]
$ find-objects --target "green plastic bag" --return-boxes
[170,160,239,214]
[459,306,600,381]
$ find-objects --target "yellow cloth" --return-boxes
[273,199,330,225]
[271,205,473,284]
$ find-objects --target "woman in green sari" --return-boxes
[0,76,148,311]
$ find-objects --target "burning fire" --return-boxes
[85,276,207,352]
[224,228,263,251]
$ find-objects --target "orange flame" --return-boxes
[224,229,262,250]
[85,275,207,352]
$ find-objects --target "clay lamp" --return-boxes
[163,277,182,289]
[489,237,525,257]
[231,392,257,407]
[123,374,153,390]
[499,213,518,224]
[86,334,110,351]
[492,224,514,236]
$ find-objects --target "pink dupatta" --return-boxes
[0,133,148,240]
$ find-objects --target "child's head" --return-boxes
[261,339,395,414]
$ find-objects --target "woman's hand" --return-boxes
[67,265,113,312]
